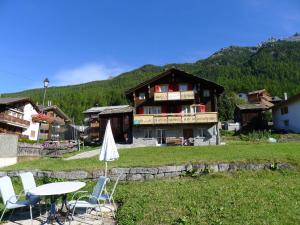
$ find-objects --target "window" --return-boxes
[198,128,204,137]
[284,120,289,127]
[144,129,153,138]
[30,130,36,138]
[160,85,168,92]
[281,106,288,115]
[139,92,146,100]
[181,105,191,114]
[144,106,161,114]
[179,84,188,91]
[203,89,210,97]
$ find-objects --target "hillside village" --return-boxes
[1,3,300,223]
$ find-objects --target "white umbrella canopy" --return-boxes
[99,120,119,177]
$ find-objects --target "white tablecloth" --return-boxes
[29,181,86,196]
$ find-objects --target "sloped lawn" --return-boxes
[3,142,300,172]
[115,170,300,225]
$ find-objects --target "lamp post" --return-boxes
[42,78,49,108]
[38,78,49,142]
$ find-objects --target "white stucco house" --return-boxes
[272,93,300,133]
[22,102,40,140]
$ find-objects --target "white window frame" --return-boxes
[181,105,191,114]
[160,85,169,93]
[144,106,161,114]
[139,92,146,100]
[144,129,153,138]
[198,128,204,138]
[191,105,200,113]
[179,84,188,92]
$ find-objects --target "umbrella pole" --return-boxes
[105,161,108,177]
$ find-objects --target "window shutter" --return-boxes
[200,104,206,112]
[188,84,193,90]
[155,85,161,92]
[138,106,144,114]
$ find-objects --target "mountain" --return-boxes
[4,37,300,123]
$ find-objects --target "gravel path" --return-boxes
[64,150,99,160]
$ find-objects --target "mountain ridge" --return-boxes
[4,35,300,122]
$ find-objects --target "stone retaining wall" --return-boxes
[0,162,292,181]
[18,143,77,157]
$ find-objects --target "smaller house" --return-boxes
[235,89,275,131]
[0,97,40,140]
[272,92,300,133]
[83,105,133,144]
[38,105,71,141]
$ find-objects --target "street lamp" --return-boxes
[42,78,50,107]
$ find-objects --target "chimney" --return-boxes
[284,92,288,100]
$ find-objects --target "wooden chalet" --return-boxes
[0,97,40,139]
[125,68,224,146]
[38,105,71,141]
[83,105,133,144]
[235,89,276,130]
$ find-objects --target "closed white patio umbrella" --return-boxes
[99,120,119,177]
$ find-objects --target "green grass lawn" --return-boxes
[3,142,300,172]
[2,171,299,225]
[114,170,300,225]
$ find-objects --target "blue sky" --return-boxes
[0,0,300,93]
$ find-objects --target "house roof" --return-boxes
[273,92,300,108]
[236,103,269,111]
[125,68,224,96]
[99,106,133,115]
[38,105,71,122]
[248,89,267,95]
[83,105,130,114]
[0,97,40,112]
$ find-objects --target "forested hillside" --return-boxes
[4,40,300,123]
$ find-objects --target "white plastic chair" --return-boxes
[19,172,40,204]
[67,176,109,221]
[98,174,122,217]
[0,176,39,224]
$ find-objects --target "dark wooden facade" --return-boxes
[83,106,133,144]
[125,68,224,146]
[126,68,223,115]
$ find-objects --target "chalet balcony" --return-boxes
[133,112,218,125]
[0,112,30,128]
[154,91,195,101]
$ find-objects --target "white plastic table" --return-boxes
[29,182,86,225]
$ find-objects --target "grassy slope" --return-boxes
[3,142,300,172]
[115,171,300,225]
[2,171,300,225]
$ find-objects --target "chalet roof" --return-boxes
[0,97,40,112]
[99,106,133,115]
[0,97,31,105]
[273,92,300,108]
[125,68,224,96]
[83,105,130,114]
[236,103,269,111]
[248,89,267,95]
[38,105,71,122]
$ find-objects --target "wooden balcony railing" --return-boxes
[133,112,218,125]
[154,91,195,101]
[0,112,30,128]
